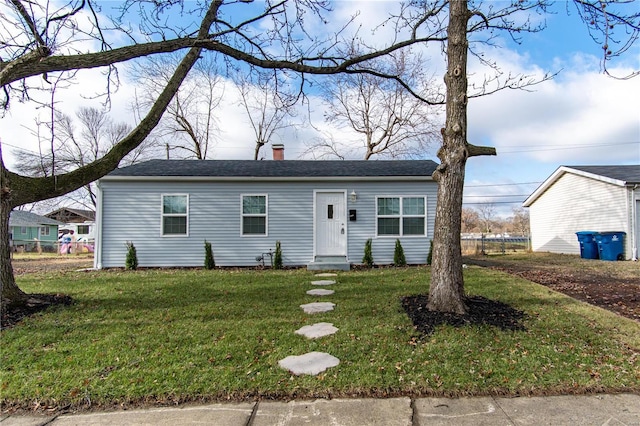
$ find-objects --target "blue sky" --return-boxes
[1,1,638,217]
[460,2,639,216]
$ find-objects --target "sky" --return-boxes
[1,0,639,218]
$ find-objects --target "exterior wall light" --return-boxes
[350,190,357,202]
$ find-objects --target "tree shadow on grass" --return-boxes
[401,295,526,336]
[1,294,73,329]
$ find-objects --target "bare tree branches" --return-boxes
[312,49,442,160]
[235,71,297,160]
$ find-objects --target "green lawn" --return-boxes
[1,266,639,411]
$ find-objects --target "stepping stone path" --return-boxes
[278,273,342,376]
[311,280,336,286]
[306,289,334,296]
[300,302,335,314]
[278,352,340,376]
[295,322,339,339]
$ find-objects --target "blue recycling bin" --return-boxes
[576,231,599,259]
[595,232,626,261]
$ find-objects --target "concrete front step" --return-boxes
[307,262,350,271]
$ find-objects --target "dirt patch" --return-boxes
[11,255,94,275]
[464,253,640,322]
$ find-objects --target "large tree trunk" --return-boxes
[428,0,471,315]
[1,175,27,306]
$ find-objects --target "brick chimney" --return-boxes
[272,143,284,160]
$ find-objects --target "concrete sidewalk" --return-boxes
[1,394,638,425]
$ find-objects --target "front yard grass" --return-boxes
[1,266,639,411]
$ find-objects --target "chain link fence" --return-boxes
[10,239,95,256]
[461,235,531,255]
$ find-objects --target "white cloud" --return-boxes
[467,52,640,165]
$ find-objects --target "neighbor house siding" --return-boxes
[529,173,629,255]
[98,179,436,268]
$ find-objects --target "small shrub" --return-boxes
[394,239,406,266]
[427,239,433,265]
[125,241,138,270]
[362,238,374,267]
[273,240,283,269]
[204,240,215,269]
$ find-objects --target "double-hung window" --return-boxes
[377,196,426,236]
[162,194,188,236]
[242,195,267,236]
[40,226,50,236]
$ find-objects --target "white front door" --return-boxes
[315,192,347,257]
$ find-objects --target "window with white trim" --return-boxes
[162,194,188,236]
[242,195,267,235]
[40,226,51,236]
[376,196,426,236]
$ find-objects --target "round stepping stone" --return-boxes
[278,352,340,375]
[311,280,335,286]
[295,322,339,339]
[300,302,335,314]
[315,273,337,277]
[306,289,335,296]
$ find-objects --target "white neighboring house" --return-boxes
[60,222,95,242]
[523,165,640,260]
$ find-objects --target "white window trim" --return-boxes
[40,226,51,236]
[375,195,427,237]
[241,194,268,237]
[161,194,189,237]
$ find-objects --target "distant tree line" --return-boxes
[461,206,530,236]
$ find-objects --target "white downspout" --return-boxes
[94,181,103,269]
[632,184,638,261]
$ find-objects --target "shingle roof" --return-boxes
[9,211,64,227]
[105,159,439,178]
[568,165,640,184]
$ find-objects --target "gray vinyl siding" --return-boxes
[346,186,435,265]
[97,179,436,268]
[529,173,631,257]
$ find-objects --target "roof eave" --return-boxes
[99,175,435,182]
[523,166,627,207]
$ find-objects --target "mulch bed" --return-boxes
[1,294,73,329]
[401,295,526,335]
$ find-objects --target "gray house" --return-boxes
[523,165,640,260]
[94,157,438,269]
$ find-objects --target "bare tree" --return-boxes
[510,207,531,237]
[0,0,445,307]
[12,107,151,208]
[477,204,496,234]
[427,0,638,314]
[235,72,297,160]
[461,207,480,234]
[309,50,441,160]
[131,54,223,160]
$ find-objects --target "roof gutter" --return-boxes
[99,175,435,183]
